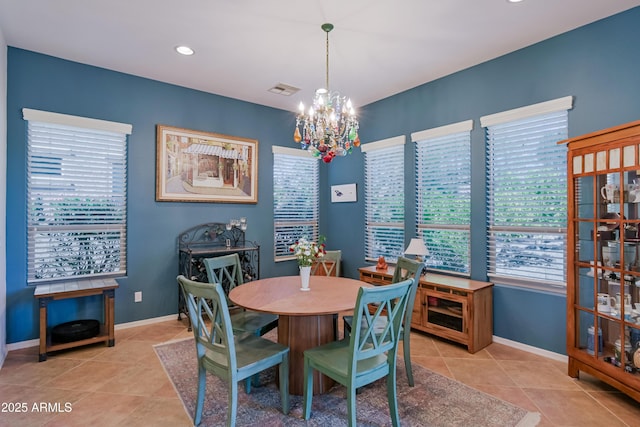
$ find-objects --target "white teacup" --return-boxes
[597,293,615,313]
[615,293,632,310]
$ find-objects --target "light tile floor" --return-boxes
[1,318,639,426]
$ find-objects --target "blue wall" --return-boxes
[6,8,640,354]
[5,49,309,344]
[324,8,640,354]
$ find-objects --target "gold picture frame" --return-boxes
[156,125,258,203]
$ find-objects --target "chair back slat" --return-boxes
[311,249,342,276]
[349,278,413,369]
[178,275,237,372]
[203,253,243,304]
[392,256,425,326]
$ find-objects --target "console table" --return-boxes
[359,265,493,353]
[177,222,259,323]
[34,278,118,361]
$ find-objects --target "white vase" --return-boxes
[300,265,311,291]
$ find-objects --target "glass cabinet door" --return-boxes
[573,156,640,375]
[425,291,465,333]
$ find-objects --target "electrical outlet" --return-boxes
[134,291,142,303]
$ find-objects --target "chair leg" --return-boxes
[386,367,400,427]
[347,385,357,427]
[302,357,314,420]
[228,377,238,427]
[194,363,206,426]
[279,354,290,415]
[248,331,262,390]
[343,317,352,338]
[402,332,414,386]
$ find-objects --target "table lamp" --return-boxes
[404,238,429,262]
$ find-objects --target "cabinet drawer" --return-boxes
[359,272,392,286]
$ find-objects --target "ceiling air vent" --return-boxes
[268,83,300,96]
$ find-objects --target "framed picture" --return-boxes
[331,183,357,203]
[156,125,258,203]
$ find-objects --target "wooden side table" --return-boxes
[359,265,493,353]
[34,278,118,361]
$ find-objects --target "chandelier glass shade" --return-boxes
[294,23,360,163]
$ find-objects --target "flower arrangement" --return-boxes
[289,236,326,267]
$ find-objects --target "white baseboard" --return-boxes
[114,313,178,330]
[492,335,567,363]
[5,313,180,352]
[7,338,39,352]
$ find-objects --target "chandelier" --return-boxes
[293,23,360,164]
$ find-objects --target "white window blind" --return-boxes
[273,146,319,261]
[413,120,472,275]
[23,108,131,284]
[482,97,572,291]
[363,136,405,262]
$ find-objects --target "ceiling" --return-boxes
[1,0,639,112]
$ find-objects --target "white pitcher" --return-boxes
[601,183,618,203]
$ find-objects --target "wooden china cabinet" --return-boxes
[564,120,640,402]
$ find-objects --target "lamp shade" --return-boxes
[404,238,429,257]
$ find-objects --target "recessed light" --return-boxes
[175,46,194,56]
[507,0,524,3]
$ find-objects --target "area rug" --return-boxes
[154,337,540,427]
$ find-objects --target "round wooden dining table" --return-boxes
[229,275,372,395]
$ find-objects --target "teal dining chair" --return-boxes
[311,249,341,277]
[203,254,278,337]
[203,254,278,392]
[177,275,290,427]
[343,256,425,386]
[311,249,342,339]
[303,278,414,427]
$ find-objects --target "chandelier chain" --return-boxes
[325,27,330,91]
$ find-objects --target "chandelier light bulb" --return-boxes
[298,102,305,113]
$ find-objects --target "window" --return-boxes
[412,120,473,275]
[23,108,132,284]
[272,146,319,261]
[481,96,573,291]
[362,136,405,262]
